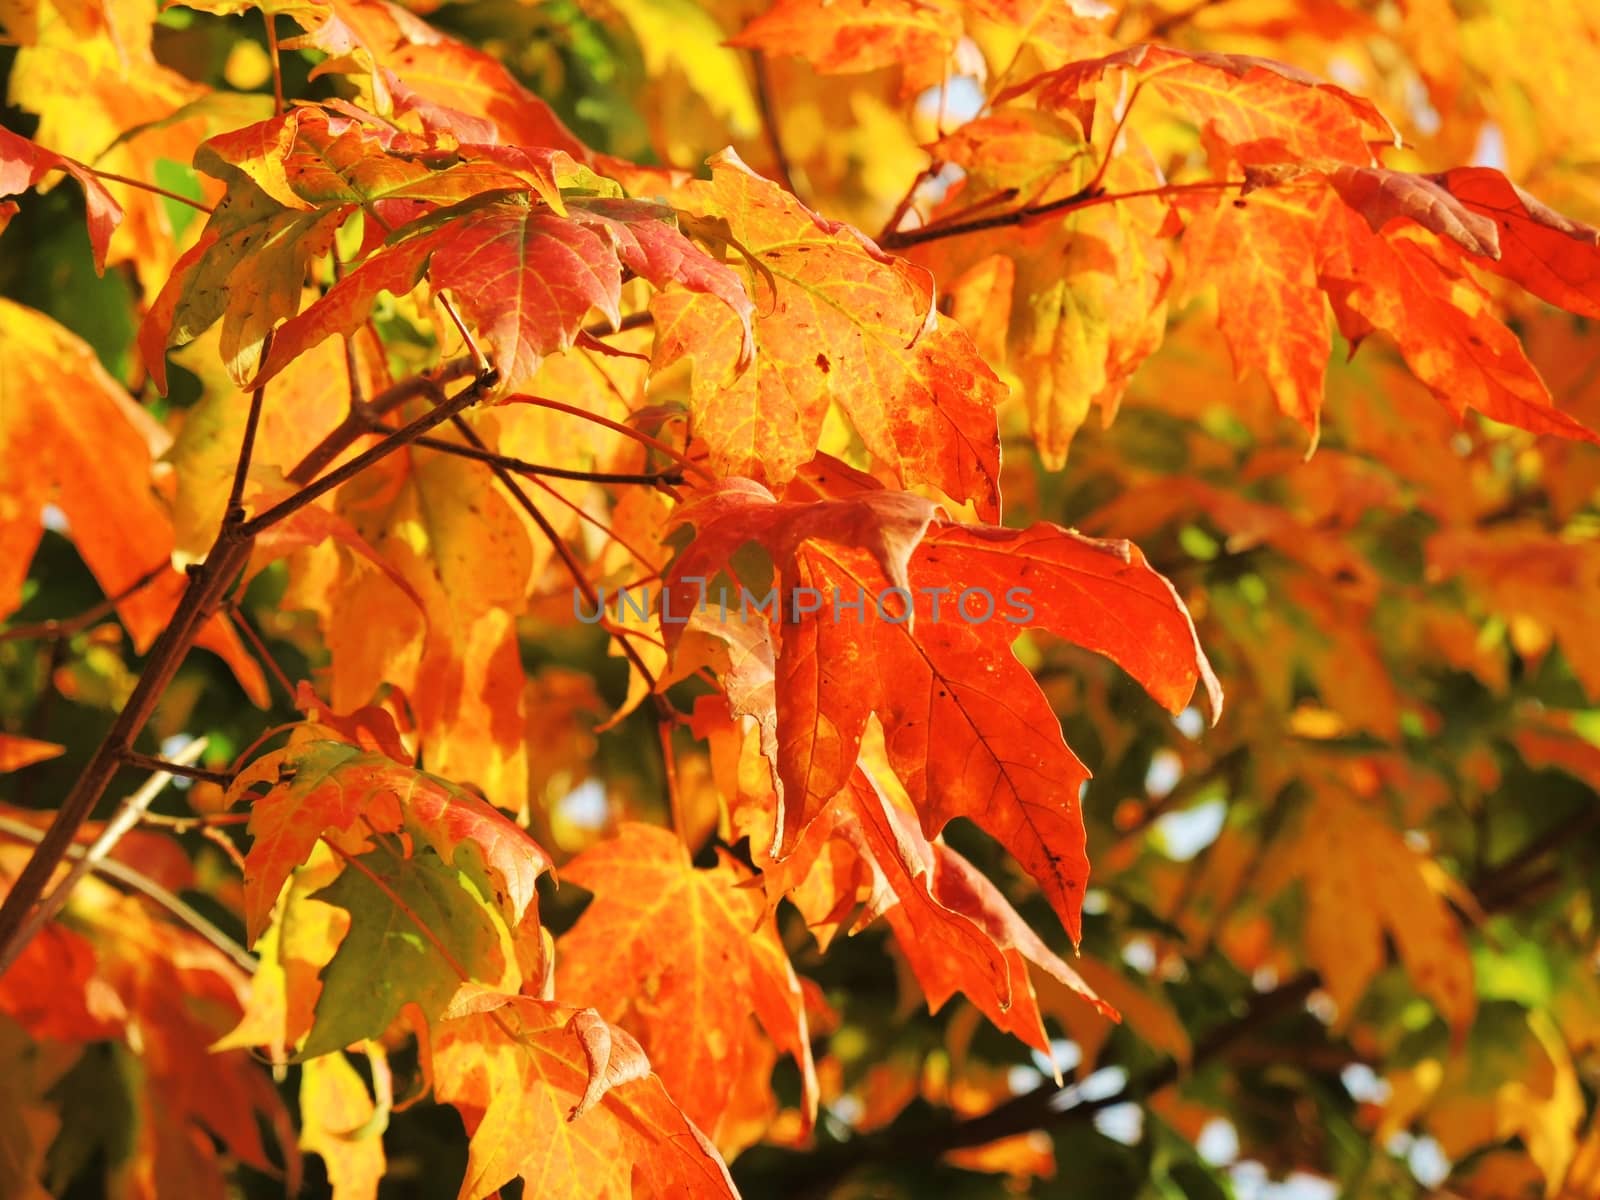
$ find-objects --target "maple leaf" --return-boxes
[0,298,265,698]
[0,849,293,1195]
[1427,526,1600,701]
[320,443,536,814]
[139,106,561,388]
[0,735,66,774]
[666,478,1219,942]
[1261,782,1476,1037]
[1002,43,1398,162]
[227,740,551,945]
[1433,167,1600,317]
[728,0,964,95]
[554,822,817,1137]
[1377,1007,1584,1191]
[5,16,212,291]
[300,840,515,1058]
[299,1051,388,1200]
[431,989,738,1200]
[843,770,1113,1055]
[652,150,1003,515]
[0,125,122,270]
[1182,164,1600,444]
[920,124,1171,465]
[730,0,1113,96]
[255,185,754,393]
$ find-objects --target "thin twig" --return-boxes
[513,394,716,483]
[435,292,491,376]
[225,599,297,703]
[84,166,214,214]
[119,749,234,786]
[1,738,259,976]
[0,561,170,643]
[389,429,686,485]
[444,415,664,699]
[750,51,799,196]
[1081,80,1146,197]
[227,348,269,521]
[880,178,1245,249]
[518,471,666,575]
[0,812,256,974]
[285,358,475,486]
[241,370,499,539]
[264,11,285,116]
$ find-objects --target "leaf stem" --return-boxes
[443,414,664,699]
[388,428,685,485]
[225,598,298,704]
[0,560,169,643]
[286,358,477,486]
[227,342,269,522]
[118,748,235,786]
[83,165,214,214]
[241,369,499,538]
[750,51,800,197]
[264,10,285,117]
[512,394,716,483]
[0,810,257,974]
[879,178,1245,249]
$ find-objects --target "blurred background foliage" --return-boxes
[3,1,1600,1198]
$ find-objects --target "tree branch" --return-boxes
[0,812,256,974]
[285,356,476,486]
[0,366,497,978]
[0,560,169,643]
[391,429,685,486]
[118,749,234,787]
[241,369,499,538]
[750,51,800,197]
[879,179,1245,250]
[765,971,1319,1198]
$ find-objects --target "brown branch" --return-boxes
[879,179,1245,250]
[0,534,254,975]
[750,51,799,197]
[388,428,685,486]
[877,161,947,245]
[118,749,234,787]
[286,357,476,485]
[0,366,496,977]
[768,971,1319,1198]
[0,561,170,643]
[0,812,256,974]
[1473,804,1600,912]
[241,370,499,538]
[84,166,213,214]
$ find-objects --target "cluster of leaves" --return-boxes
[2,0,1600,1198]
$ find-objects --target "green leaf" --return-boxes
[300,842,508,1060]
